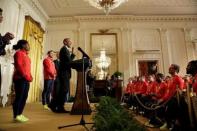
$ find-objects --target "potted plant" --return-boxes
[92,96,145,131]
[67,96,75,102]
[113,71,123,79]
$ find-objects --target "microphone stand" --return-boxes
[58,55,94,131]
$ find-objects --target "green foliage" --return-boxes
[93,96,145,131]
[89,95,100,103]
[113,71,123,78]
[67,96,75,102]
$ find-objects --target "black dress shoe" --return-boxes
[48,104,57,112]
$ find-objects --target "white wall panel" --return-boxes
[166,29,188,75]
[44,30,75,53]
[132,29,161,52]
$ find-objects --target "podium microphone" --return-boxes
[77,47,90,59]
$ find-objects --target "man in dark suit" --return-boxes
[49,52,61,112]
[57,38,75,112]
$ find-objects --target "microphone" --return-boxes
[77,47,90,59]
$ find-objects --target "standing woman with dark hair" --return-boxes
[12,40,32,122]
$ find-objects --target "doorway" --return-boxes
[138,60,158,76]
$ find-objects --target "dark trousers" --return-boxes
[58,76,70,109]
[165,97,179,128]
[176,96,190,130]
[49,77,60,111]
[13,79,29,118]
[165,96,190,130]
[42,79,54,105]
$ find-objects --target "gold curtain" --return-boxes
[23,16,44,102]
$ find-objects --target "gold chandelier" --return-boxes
[85,0,128,15]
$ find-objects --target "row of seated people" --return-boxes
[122,62,197,131]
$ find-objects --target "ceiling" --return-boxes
[37,0,197,17]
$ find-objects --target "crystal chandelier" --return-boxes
[95,50,111,69]
[95,49,111,79]
[85,0,128,15]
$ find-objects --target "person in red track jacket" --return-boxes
[186,60,197,95]
[193,74,197,95]
[160,64,187,130]
[42,50,56,109]
[186,60,197,130]
[12,40,32,122]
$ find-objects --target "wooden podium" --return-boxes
[70,58,92,115]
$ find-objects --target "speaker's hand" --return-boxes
[71,47,74,54]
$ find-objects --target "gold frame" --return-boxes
[90,33,118,76]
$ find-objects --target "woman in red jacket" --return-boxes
[12,40,32,122]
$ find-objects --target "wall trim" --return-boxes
[48,15,197,24]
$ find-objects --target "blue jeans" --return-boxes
[42,79,54,105]
[13,79,30,118]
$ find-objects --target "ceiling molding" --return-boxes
[48,17,76,24]
[29,0,49,20]
[48,15,197,24]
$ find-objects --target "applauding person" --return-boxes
[0,8,14,55]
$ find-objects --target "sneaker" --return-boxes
[144,121,155,128]
[20,115,29,121]
[139,111,144,115]
[129,106,134,110]
[14,115,27,123]
[120,103,126,106]
[160,122,168,130]
[44,105,50,110]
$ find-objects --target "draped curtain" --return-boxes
[23,16,44,102]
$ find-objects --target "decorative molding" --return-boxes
[192,39,197,43]
[48,17,76,24]
[133,49,161,54]
[192,40,197,50]
[48,15,197,24]
[183,28,191,33]
[120,27,130,32]
[28,0,49,20]
[98,29,109,34]
[158,28,167,33]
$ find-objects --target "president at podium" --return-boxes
[58,38,75,113]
